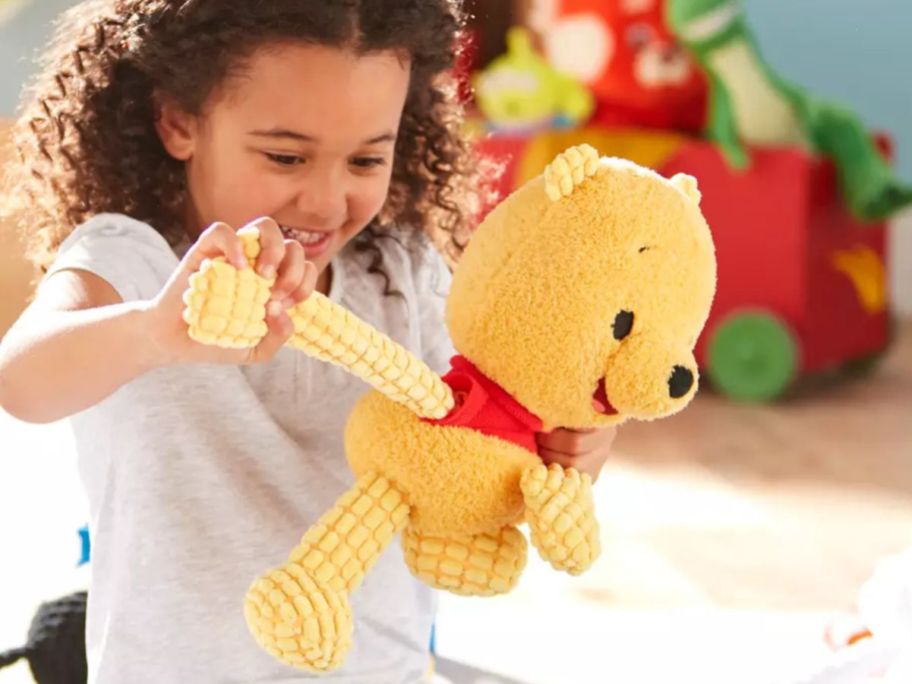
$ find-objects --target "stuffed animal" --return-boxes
[666,0,912,222]
[532,0,707,133]
[182,145,718,672]
[472,27,594,132]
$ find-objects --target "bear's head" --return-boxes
[447,145,717,429]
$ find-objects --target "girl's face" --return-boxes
[156,43,411,285]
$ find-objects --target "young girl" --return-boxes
[0,1,615,681]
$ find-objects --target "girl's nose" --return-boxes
[296,172,345,225]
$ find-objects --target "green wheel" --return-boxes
[707,312,799,402]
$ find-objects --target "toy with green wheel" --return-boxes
[705,310,799,402]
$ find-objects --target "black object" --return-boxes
[613,311,635,340]
[669,365,695,398]
[0,592,88,684]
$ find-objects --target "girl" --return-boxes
[0,1,615,681]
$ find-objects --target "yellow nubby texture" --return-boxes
[181,231,271,349]
[285,293,453,419]
[543,143,599,201]
[287,472,410,595]
[520,464,601,575]
[182,228,454,419]
[402,525,527,596]
[244,564,353,673]
[244,472,410,672]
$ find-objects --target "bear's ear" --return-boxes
[544,144,600,201]
[671,173,702,205]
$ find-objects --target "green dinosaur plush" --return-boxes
[666,0,912,222]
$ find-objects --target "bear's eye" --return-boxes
[614,311,635,340]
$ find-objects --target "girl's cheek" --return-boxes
[355,184,390,223]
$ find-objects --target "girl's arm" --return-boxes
[0,219,315,424]
[0,270,164,423]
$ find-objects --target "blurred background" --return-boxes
[1,1,910,683]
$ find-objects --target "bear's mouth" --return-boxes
[591,378,618,416]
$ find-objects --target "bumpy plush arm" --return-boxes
[245,471,410,672]
[181,228,454,419]
[520,463,600,575]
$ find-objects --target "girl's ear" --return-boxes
[153,90,197,161]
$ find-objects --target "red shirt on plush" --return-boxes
[422,356,543,453]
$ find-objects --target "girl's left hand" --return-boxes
[536,426,617,482]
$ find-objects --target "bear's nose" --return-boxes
[668,366,694,399]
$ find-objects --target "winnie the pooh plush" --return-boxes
[181,145,717,672]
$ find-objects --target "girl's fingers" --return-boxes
[537,427,616,455]
[184,222,247,273]
[282,261,319,308]
[270,240,306,304]
[249,301,293,362]
[246,217,285,281]
[536,447,578,469]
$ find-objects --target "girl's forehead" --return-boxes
[211,43,411,139]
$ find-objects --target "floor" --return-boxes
[433,322,912,684]
[1,324,910,684]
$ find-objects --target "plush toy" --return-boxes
[182,145,717,672]
[666,0,912,222]
[532,0,708,133]
[472,27,594,132]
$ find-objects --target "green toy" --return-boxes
[472,27,594,132]
[666,0,912,222]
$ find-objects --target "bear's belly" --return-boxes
[344,391,541,536]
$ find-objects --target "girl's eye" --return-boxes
[350,157,386,169]
[265,152,304,167]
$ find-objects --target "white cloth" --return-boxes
[43,214,455,683]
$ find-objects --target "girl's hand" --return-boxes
[147,217,318,366]
[536,426,617,482]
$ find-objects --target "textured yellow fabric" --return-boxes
[182,229,454,420]
[344,391,541,536]
[446,155,717,429]
[181,230,271,348]
[544,143,600,201]
[244,472,408,672]
[184,146,717,673]
[516,127,687,186]
[521,464,600,575]
[403,524,527,596]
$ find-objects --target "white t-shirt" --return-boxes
[43,214,455,684]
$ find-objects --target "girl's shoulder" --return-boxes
[56,213,176,255]
[44,213,179,303]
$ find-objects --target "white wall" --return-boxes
[892,212,912,317]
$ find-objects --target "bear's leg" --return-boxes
[402,525,527,596]
[520,463,601,575]
[244,472,409,672]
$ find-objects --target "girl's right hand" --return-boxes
[146,217,318,366]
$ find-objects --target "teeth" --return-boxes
[280,225,327,245]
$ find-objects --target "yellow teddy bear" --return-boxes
[182,145,717,672]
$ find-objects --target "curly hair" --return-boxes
[4,0,490,285]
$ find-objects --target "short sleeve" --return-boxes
[411,238,456,376]
[41,214,179,303]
